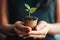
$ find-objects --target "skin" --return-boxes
[0,0,60,39]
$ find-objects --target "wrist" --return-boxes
[6,24,16,36]
[47,23,53,35]
[1,24,16,36]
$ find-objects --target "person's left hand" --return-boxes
[27,21,50,39]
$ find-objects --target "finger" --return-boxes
[22,34,30,39]
[23,37,27,39]
[14,28,26,37]
[29,31,45,35]
[29,35,46,38]
[15,21,32,32]
[29,26,49,35]
[36,21,47,30]
[15,21,24,24]
[14,28,30,38]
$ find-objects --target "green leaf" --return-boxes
[24,4,30,10]
[25,9,29,12]
[29,7,37,13]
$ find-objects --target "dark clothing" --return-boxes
[7,0,55,40]
[8,0,55,24]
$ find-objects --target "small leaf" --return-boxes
[25,9,29,12]
[29,7,37,13]
[24,4,30,10]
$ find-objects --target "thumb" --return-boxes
[35,21,48,31]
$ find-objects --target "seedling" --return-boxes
[24,4,37,16]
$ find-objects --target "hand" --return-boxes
[28,21,49,39]
[13,21,32,37]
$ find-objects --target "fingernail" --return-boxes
[23,37,26,39]
[19,35,23,37]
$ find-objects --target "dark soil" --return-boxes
[24,16,38,21]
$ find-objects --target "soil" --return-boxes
[24,16,38,21]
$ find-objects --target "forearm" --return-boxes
[48,23,60,35]
[0,24,16,35]
[48,0,60,35]
[1,0,16,35]
[55,0,60,22]
[1,0,9,25]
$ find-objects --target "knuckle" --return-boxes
[39,35,46,38]
[15,21,23,26]
[39,21,45,23]
[43,35,46,38]
[35,26,39,30]
[15,21,22,24]
[15,21,20,25]
[26,27,32,32]
[19,35,23,37]
[40,35,46,38]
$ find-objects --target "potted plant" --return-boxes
[24,4,38,29]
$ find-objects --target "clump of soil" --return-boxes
[24,16,38,21]
[24,16,38,29]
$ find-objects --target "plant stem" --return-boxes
[29,12,30,17]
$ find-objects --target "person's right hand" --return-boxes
[14,21,31,37]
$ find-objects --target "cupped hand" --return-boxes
[28,21,50,39]
[13,21,50,39]
[13,21,32,37]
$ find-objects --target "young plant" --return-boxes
[24,3,37,16]
[24,4,38,29]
